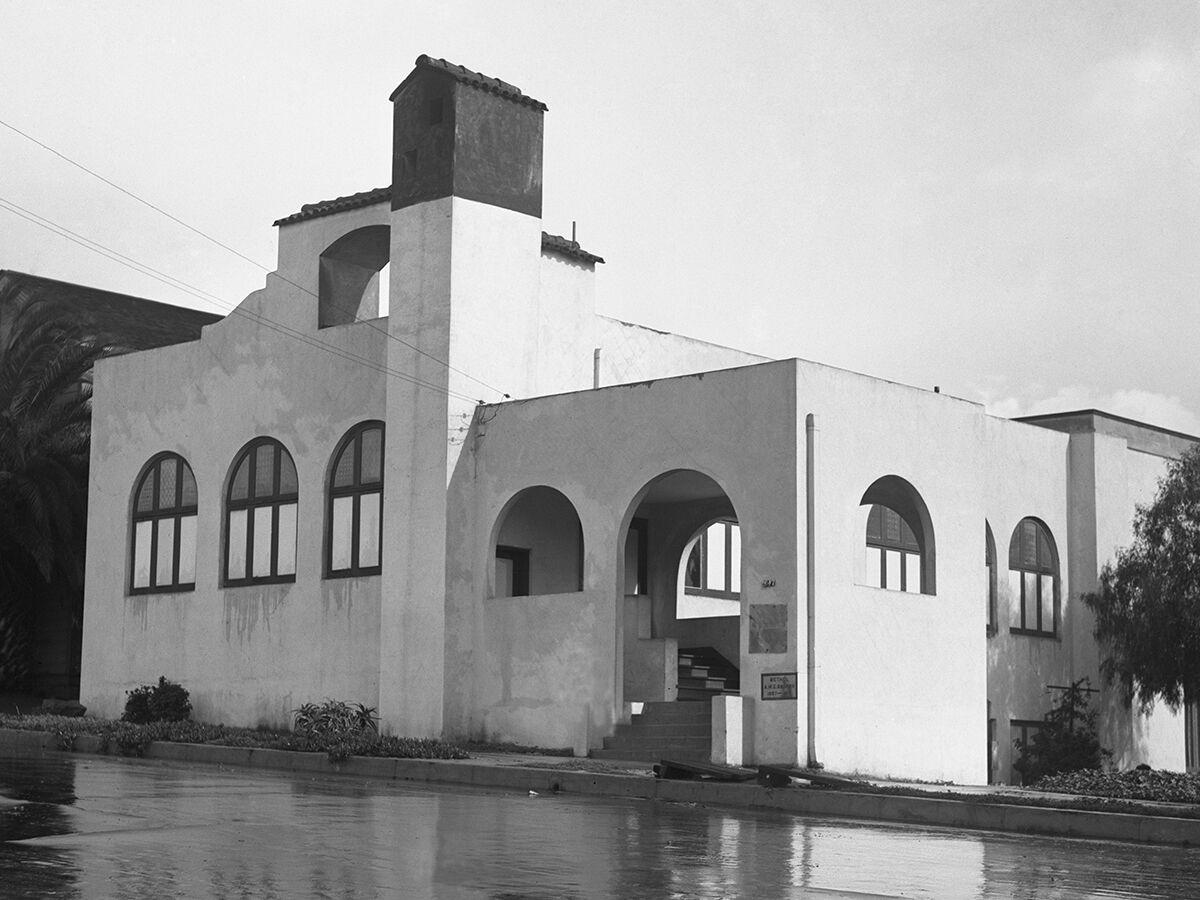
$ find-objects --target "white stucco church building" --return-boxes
[80,55,1197,784]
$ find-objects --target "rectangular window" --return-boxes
[885,549,902,591]
[706,522,725,590]
[227,509,248,581]
[133,521,153,589]
[729,525,742,592]
[865,546,882,588]
[496,545,530,597]
[252,507,273,578]
[1024,571,1038,630]
[155,518,175,586]
[277,503,297,577]
[1012,568,1056,636]
[178,515,197,585]
[903,552,920,594]
[358,492,381,569]
[331,495,353,571]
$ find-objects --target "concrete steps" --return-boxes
[593,701,712,763]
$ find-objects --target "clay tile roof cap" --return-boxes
[541,232,604,265]
[273,186,392,227]
[390,54,548,111]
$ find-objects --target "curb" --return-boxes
[3,728,1198,846]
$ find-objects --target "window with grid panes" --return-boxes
[684,520,741,599]
[865,504,922,593]
[327,423,383,577]
[1009,518,1058,636]
[131,453,197,593]
[225,438,298,585]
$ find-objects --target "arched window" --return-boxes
[860,475,935,594]
[225,438,298,585]
[491,486,583,597]
[327,422,383,577]
[131,453,197,593]
[680,518,741,618]
[1009,518,1058,636]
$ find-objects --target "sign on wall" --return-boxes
[761,672,798,700]
[749,603,787,653]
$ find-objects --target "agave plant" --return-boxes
[292,699,379,741]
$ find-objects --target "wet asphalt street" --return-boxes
[3,754,1200,898]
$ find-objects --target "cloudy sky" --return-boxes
[2,2,1197,431]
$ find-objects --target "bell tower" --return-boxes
[379,56,548,738]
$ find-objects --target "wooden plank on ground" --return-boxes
[756,765,861,789]
[653,758,757,782]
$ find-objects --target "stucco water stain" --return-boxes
[3,757,1200,899]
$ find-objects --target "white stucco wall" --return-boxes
[977,416,1072,782]
[81,289,388,726]
[797,364,992,784]
[594,316,768,386]
[443,361,800,756]
[1084,432,1184,771]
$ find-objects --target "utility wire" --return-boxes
[0,116,511,399]
[0,197,485,405]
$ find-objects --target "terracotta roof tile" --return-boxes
[391,55,548,111]
[273,186,392,227]
[541,232,604,265]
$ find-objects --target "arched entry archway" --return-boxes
[617,470,743,706]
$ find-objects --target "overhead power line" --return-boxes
[0,116,511,400]
[0,197,485,406]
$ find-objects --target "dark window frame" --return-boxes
[496,545,530,597]
[685,519,740,600]
[1008,518,1059,638]
[224,438,298,587]
[865,504,922,593]
[130,452,197,594]
[325,422,384,579]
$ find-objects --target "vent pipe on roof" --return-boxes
[593,348,601,389]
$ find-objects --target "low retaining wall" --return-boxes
[3,728,1197,846]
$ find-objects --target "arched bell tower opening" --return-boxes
[318,225,391,328]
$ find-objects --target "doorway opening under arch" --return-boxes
[619,470,742,707]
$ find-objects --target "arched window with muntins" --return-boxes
[327,422,383,577]
[1009,518,1058,636]
[860,475,935,594]
[225,438,298,585]
[131,453,197,593]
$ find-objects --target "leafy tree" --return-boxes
[1083,442,1200,710]
[0,290,109,689]
[1014,679,1109,784]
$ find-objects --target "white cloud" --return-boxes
[983,385,1200,436]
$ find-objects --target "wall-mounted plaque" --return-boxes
[761,672,798,700]
[749,603,787,653]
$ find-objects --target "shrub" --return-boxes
[293,699,378,743]
[1014,678,1110,785]
[122,676,192,724]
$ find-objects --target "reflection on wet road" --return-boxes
[2,755,1200,898]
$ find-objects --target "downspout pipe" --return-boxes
[806,412,819,767]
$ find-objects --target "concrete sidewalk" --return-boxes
[3,727,1198,846]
